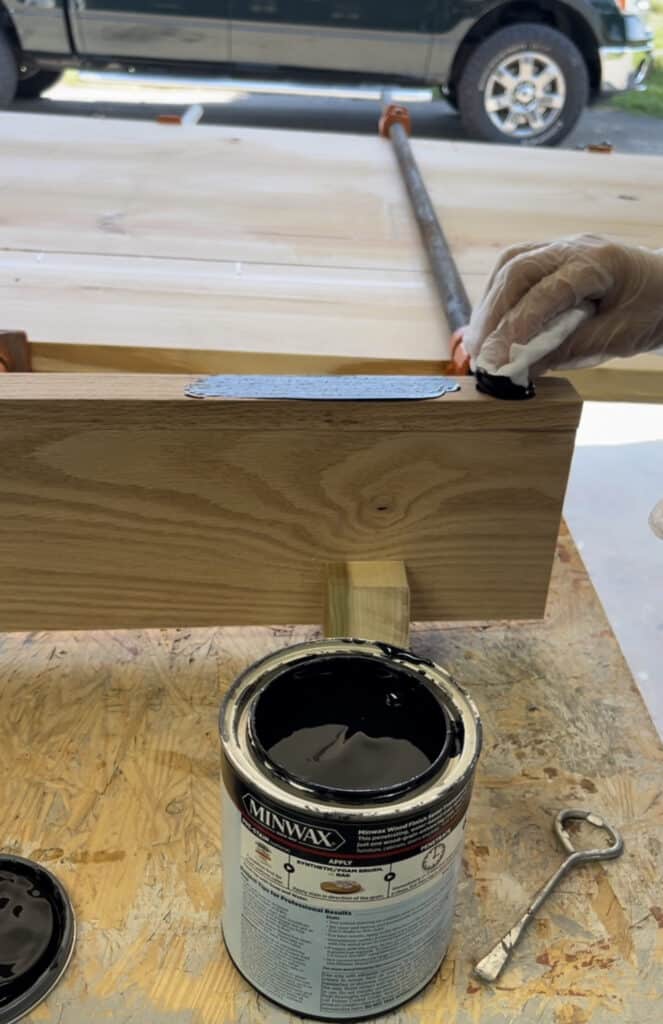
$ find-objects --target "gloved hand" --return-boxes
[651,499,663,540]
[462,235,663,387]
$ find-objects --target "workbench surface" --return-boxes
[1,527,661,1024]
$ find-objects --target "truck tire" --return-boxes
[0,32,18,107]
[457,23,589,146]
[443,86,458,112]
[17,69,61,99]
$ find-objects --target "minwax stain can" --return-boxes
[220,639,482,1020]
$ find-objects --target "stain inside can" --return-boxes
[250,652,455,800]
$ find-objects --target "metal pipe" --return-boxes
[387,121,472,335]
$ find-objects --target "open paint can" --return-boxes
[220,639,481,1020]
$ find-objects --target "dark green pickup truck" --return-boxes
[1,0,654,144]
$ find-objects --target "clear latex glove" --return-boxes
[463,235,663,385]
[651,499,663,540]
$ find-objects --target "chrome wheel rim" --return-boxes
[484,50,566,139]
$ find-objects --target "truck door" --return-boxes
[71,0,231,64]
[230,0,436,79]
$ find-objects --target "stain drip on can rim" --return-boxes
[220,640,482,1021]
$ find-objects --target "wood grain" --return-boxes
[1,527,661,1024]
[325,560,410,647]
[0,375,580,631]
[0,250,458,369]
[2,115,661,269]
[551,354,663,404]
[0,113,661,398]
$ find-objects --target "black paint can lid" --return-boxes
[249,650,458,803]
[0,856,76,1024]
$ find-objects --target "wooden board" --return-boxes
[325,560,411,647]
[1,526,661,1024]
[0,373,580,631]
[0,112,662,398]
[551,353,663,405]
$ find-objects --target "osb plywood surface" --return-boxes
[1,528,661,1024]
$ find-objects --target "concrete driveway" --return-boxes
[12,72,663,155]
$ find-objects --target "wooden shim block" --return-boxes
[325,561,410,648]
[0,374,581,631]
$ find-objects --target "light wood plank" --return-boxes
[325,560,410,647]
[1,113,662,401]
[0,374,580,631]
[0,373,582,427]
[1,115,661,269]
[551,354,663,404]
[0,250,460,369]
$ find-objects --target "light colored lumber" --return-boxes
[325,560,410,647]
[2,527,662,1023]
[0,371,581,426]
[0,250,459,371]
[551,353,663,404]
[1,113,662,399]
[1,114,661,269]
[29,343,448,376]
[0,374,580,631]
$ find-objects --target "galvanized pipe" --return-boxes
[387,121,472,334]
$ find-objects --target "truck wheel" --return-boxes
[0,33,18,107]
[457,24,588,146]
[442,84,459,111]
[17,69,61,99]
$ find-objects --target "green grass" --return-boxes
[612,3,663,117]
[613,62,663,116]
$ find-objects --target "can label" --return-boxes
[222,777,470,1018]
